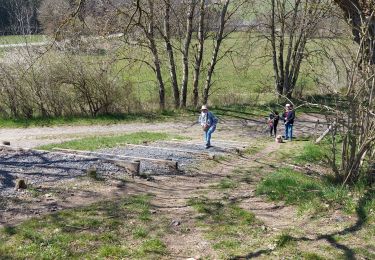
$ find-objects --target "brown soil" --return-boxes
[2,114,368,259]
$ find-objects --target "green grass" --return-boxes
[294,141,331,164]
[0,195,169,259]
[256,168,356,215]
[0,35,47,45]
[37,132,186,151]
[275,232,295,248]
[187,197,262,258]
[217,178,238,190]
[276,139,340,167]
[0,111,193,128]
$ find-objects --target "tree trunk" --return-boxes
[270,0,282,95]
[163,0,179,109]
[180,0,196,108]
[202,0,230,105]
[334,0,375,64]
[192,0,205,108]
[147,0,165,110]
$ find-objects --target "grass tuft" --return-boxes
[0,194,169,259]
[37,132,186,151]
[256,168,355,214]
[294,142,329,164]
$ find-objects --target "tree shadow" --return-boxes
[231,188,374,259]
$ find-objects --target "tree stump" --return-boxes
[87,167,98,180]
[15,179,27,190]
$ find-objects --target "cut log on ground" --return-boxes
[124,144,214,159]
[52,148,178,170]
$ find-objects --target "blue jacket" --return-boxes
[286,110,295,124]
[199,111,218,126]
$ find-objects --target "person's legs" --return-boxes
[289,124,293,141]
[206,125,216,147]
[203,130,208,144]
[273,124,278,137]
[284,124,289,140]
[269,125,273,136]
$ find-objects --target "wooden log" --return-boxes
[52,148,178,169]
[315,123,335,144]
[115,160,140,178]
[124,144,213,159]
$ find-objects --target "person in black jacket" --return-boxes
[268,111,279,137]
[284,104,295,141]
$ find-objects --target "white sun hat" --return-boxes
[201,105,208,110]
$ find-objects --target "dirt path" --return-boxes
[2,114,354,259]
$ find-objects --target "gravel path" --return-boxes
[0,149,122,197]
[0,113,327,198]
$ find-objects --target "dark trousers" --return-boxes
[270,123,278,136]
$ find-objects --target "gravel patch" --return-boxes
[98,146,199,173]
[0,149,122,197]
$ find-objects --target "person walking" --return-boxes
[284,104,295,141]
[268,111,279,137]
[198,105,218,148]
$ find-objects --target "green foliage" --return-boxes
[188,197,259,257]
[275,233,295,248]
[294,142,329,164]
[302,252,326,260]
[37,132,186,151]
[217,178,238,190]
[138,239,167,255]
[256,168,323,204]
[0,195,169,259]
[256,168,355,214]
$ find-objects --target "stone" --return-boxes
[15,179,27,190]
[171,220,181,226]
[2,141,10,146]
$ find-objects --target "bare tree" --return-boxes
[192,0,205,108]
[264,0,332,98]
[180,0,197,108]
[160,0,180,108]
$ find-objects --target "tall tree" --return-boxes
[334,0,375,64]
[180,0,197,108]
[192,0,206,108]
[266,0,331,98]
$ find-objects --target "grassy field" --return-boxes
[37,132,187,151]
[0,110,194,128]
[0,195,170,259]
[0,35,47,45]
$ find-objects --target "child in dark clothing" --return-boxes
[268,111,279,137]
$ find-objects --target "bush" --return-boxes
[0,51,138,119]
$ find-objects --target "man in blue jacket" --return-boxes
[198,105,218,148]
[284,104,295,141]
